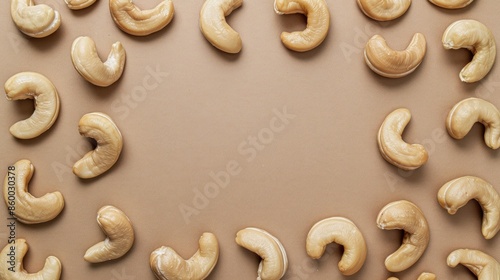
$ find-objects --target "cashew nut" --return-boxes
[438,176,500,239]
[110,0,174,36]
[446,98,500,149]
[357,0,411,21]
[150,232,219,280]
[377,200,430,272]
[274,0,330,52]
[428,0,473,9]
[71,36,126,87]
[199,0,243,54]
[388,272,436,280]
[447,249,500,280]
[306,217,367,275]
[84,205,134,263]
[364,33,426,78]
[377,108,429,170]
[0,239,62,280]
[10,0,61,38]
[235,227,288,280]
[73,112,123,179]
[65,0,96,10]
[442,19,496,83]
[4,72,60,139]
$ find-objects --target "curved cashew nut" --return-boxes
[442,19,496,83]
[150,232,219,280]
[71,36,126,87]
[446,98,500,149]
[377,108,428,170]
[73,112,123,179]
[357,0,411,21]
[3,159,64,224]
[428,0,473,9]
[84,205,134,263]
[447,249,500,280]
[235,227,288,280]
[199,0,243,54]
[438,176,500,239]
[274,0,330,52]
[306,217,367,275]
[0,239,62,280]
[364,33,426,78]
[65,0,96,10]
[10,0,61,38]
[388,272,436,280]
[110,0,174,36]
[5,72,60,140]
[377,200,430,272]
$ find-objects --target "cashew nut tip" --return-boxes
[0,239,62,280]
[5,72,60,139]
[84,205,134,263]
[378,108,429,170]
[377,200,430,272]
[3,159,64,224]
[11,0,61,38]
[73,112,123,179]
[306,217,367,275]
[438,176,500,239]
[357,0,411,21]
[199,0,243,54]
[65,0,96,10]
[388,272,437,280]
[235,227,288,280]
[274,0,330,52]
[447,249,500,280]
[364,33,426,78]
[446,98,500,149]
[150,232,219,280]
[428,0,473,9]
[442,19,496,83]
[110,0,174,36]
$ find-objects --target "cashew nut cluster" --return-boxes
[274,0,330,52]
[5,72,60,139]
[150,232,219,280]
[199,0,243,54]
[377,200,430,272]
[357,0,411,21]
[10,0,61,38]
[110,0,174,36]
[447,249,500,280]
[65,0,96,10]
[235,227,288,280]
[442,19,496,83]
[306,217,367,275]
[438,176,500,239]
[84,205,134,263]
[364,33,426,78]
[377,108,429,170]
[388,272,436,280]
[428,0,473,9]
[446,98,500,149]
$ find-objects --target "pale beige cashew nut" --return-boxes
[0,239,62,280]
[73,112,123,179]
[357,0,411,21]
[71,36,126,87]
[5,72,60,139]
[84,205,134,263]
[235,227,288,280]
[438,176,500,239]
[377,108,428,170]
[442,19,496,83]
[274,0,330,52]
[447,249,500,280]
[364,33,427,78]
[446,98,500,149]
[110,0,174,36]
[3,159,64,224]
[65,0,97,10]
[377,200,430,272]
[199,0,243,54]
[306,217,367,275]
[150,232,219,280]
[388,272,436,280]
[11,0,61,38]
[428,0,473,9]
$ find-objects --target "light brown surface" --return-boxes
[0,0,499,279]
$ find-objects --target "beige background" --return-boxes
[1,0,500,279]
